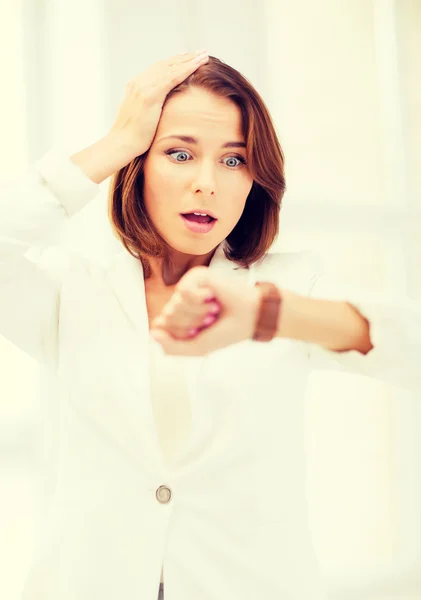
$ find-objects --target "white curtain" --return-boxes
[0,1,420,598]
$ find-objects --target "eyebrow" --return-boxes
[158,134,246,149]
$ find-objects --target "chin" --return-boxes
[165,237,221,257]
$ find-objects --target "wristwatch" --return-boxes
[252,282,282,342]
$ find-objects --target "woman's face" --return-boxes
[143,87,253,256]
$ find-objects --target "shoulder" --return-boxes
[251,250,325,296]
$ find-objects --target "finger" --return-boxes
[174,288,207,314]
[165,287,219,319]
[151,314,226,356]
[154,302,220,340]
[174,293,218,326]
[178,265,209,287]
[161,313,207,339]
[168,51,209,86]
[150,312,185,339]
[167,50,208,72]
[152,308,202,339]
[165,300,221,331]
[160,297,202,328]
[151,315,166,330]
[178,286,215,306]
[162,323,196,340]
[171,49,207,65]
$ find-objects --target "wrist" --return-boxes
[104,130,143,162]
[70,134,139,185]
[276,294,373,352]
[274,291,337,345]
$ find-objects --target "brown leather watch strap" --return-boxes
[252,282,282,342]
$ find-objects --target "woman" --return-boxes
[1,51,420,600]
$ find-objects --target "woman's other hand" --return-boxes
[150,267,260,356]
[70,50,209,183]
[110,50,210,158]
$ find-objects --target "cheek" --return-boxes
[143,167,178,217]
[224,179,253,216]
[146,154,186,186]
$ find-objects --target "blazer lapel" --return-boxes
[90,249,166,471]
[106,249,150,337]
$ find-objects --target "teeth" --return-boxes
[194,212,208,216]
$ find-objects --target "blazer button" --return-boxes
[156,485,172,504]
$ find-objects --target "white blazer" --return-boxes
[1,149,420,600]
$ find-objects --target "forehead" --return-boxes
[157,87,244,140]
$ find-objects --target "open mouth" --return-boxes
[180,212,217,234]
[181,212,216,224]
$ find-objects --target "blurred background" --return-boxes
[0,0,420,598]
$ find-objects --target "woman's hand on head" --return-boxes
[150,267,260,356]
[109,50,209,158]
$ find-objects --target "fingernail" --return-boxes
[195,48,207,55]
[203,314,216,326]
[207,302,220,314]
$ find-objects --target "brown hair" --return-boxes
[108,56,285,277]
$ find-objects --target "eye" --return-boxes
[164,149,247,169]
[222,155,247,169]
[165,149,191,162]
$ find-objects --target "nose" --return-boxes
[191,161,217,196]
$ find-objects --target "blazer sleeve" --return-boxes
[304,252,421,394]
[0,148,102,367]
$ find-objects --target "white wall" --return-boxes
[263,2,421,597]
